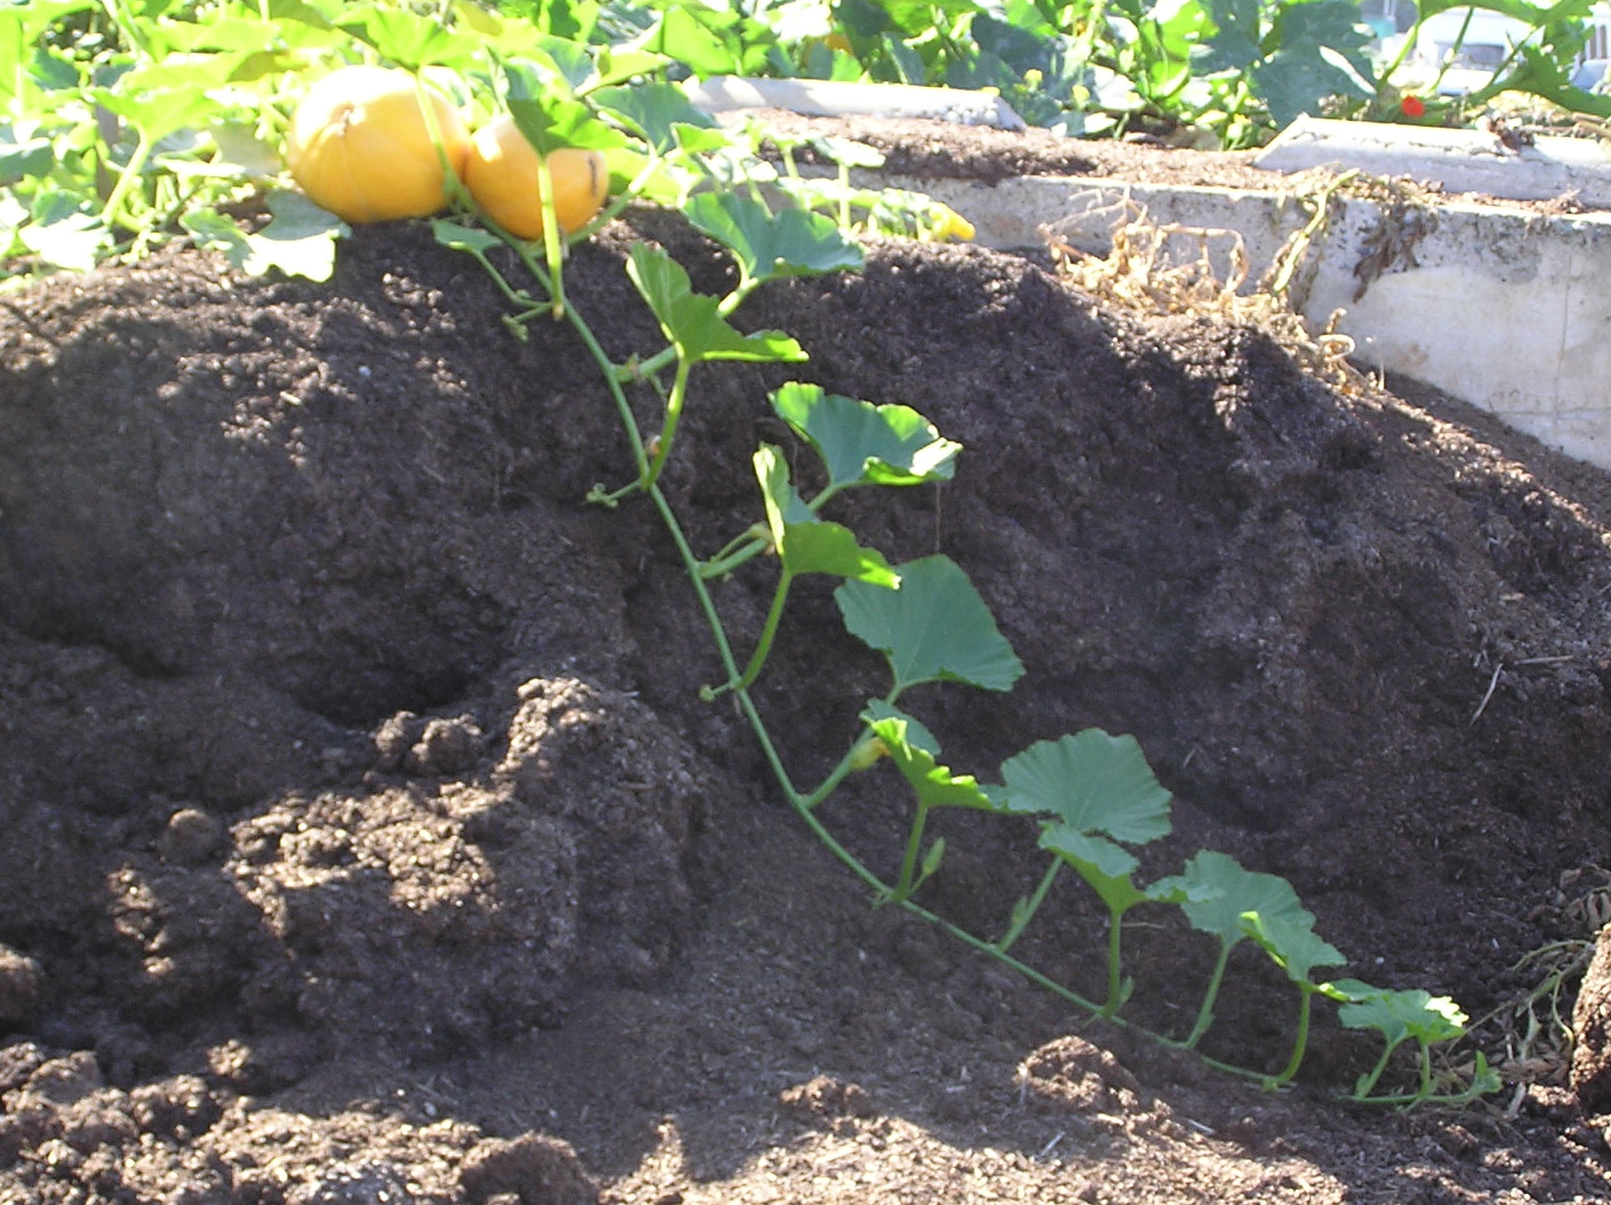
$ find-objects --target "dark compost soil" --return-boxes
[3,126,1611,1204]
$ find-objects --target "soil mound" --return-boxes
[2,215,1610,1201]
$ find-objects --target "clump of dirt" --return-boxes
[0,1043,596,1204]
[2,188,1611,1202]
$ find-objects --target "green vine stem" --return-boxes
[995,859,1061,955]
[641,356,692,491]
[1102,908,1128,1018]
[1186,943,1234,1048]
[535,154,567,319]
[707,565,794,699]
[893,799,933,903]
[1271,982,1321,1085]
[99,129,154,232]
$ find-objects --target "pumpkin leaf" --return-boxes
[19,189,108,273]
[507,96,627,155]
[1333,982,1470,1047]
[998,731,1171,845]
[431,218,503,256]
[593,81,717,154]
[754,446,898,586]
[336,3,481,70]
[684,193,864,285]
[1156,850,1311,952]
[183,191,346,281]
[836,555,1023,695]
[769,381,959,495]
[1038,824,1146,914]
[627,244,806,365]
[863,705,1000,812]
[861,698,940,757]
[1239,911,1347,984]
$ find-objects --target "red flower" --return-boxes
[1401,95,1427,119]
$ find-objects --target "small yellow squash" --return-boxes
[285,66,470,224]
[462,114,608,240]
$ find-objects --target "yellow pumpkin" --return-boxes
[462,115,608,241]
[285,66,470,224]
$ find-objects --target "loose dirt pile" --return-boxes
[2,194,1611,1202]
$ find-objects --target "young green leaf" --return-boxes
[862,706,999,813]
[1239,911,1347,984]
[684,193,864,285]
[431,219,504,256]
[1037,823,1143,913]
[769,382,959,497]
[1331,979,1475,1102]
[1157,849,1317,1047]
[754,446,898,586]
[998,731,1171,846]
[1332,982,1470,1047]
[627,245,806,364]
[861,699,940,758]
[836,555,1023,695]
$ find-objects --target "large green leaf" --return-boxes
[91,73,220,142]
[684,193,864,285]
[835,555,1023,694]
[754,446,898,585]
[630,4,755,77]
[998,730,1171,845]
[769,382,959,494]
[1158,850,1309,949]
[627,244,806,364]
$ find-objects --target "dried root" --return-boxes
[1041,171,1436,399]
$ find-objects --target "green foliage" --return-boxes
[836,554,1026,696]
[627,243,806,363]
[769,382,959,501]
[998,731,1173,845]
[684,193,865,287]
[6,0,1495,1109]
[754,444,899,584]
[182,190,347,281]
